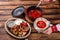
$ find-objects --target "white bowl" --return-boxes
[34,17,50,33]
[5,18,31,39]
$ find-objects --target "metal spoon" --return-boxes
[36,1,41,7]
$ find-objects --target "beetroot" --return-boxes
[37,21,46,28]
[28,10,42,20]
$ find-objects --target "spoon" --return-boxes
[36,1,41,7]
[36,0,56,7]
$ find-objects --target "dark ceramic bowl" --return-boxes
[12,6,25,18]
[25,6,43,23]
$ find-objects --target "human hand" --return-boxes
[43,27,52,35]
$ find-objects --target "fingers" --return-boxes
[43,27,52,35]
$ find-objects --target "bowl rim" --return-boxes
[27,6,43,13]
[5,18,31,39]
[12,6,24,17]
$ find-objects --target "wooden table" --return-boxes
[0,0,60,40]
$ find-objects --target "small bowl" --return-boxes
[34,17,50,33]
[5,18,31,39]
[12,6,25,18]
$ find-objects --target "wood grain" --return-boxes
[0,4,60,10]
[0,14,60,21]
[43,14,60,20]
[0,27,60,40]
[0,1,59,6]
[0,0,39,1]
[0,0,60,40]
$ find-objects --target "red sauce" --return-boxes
[28,10,42,19]
[20,22,27,27]
[37,21,46,28]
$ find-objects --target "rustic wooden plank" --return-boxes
[0,0,27,2]
[0,27,60,40]
[0,0,39,2]
[28,33,60,40]
[43,9,60,15]
[0,28,16,40]
[0,4,60,10]
[0,16,13,20]
[0,10,12,14]
[43,14,60,20]
[0,10,10,15]
[0,33,60,40]
[0,14,60,24]
[51,20,60,24]
[0,14,60,21]
[0,0,60,40]
[0,0,12,2]
[0,22,4,27]
[0,1,42,6]
[0,1,59,6]
[0,16,13,27]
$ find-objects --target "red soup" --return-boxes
[37,21,46,28]
[28,10,42,19]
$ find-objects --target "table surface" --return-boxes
[0,0,60,40]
